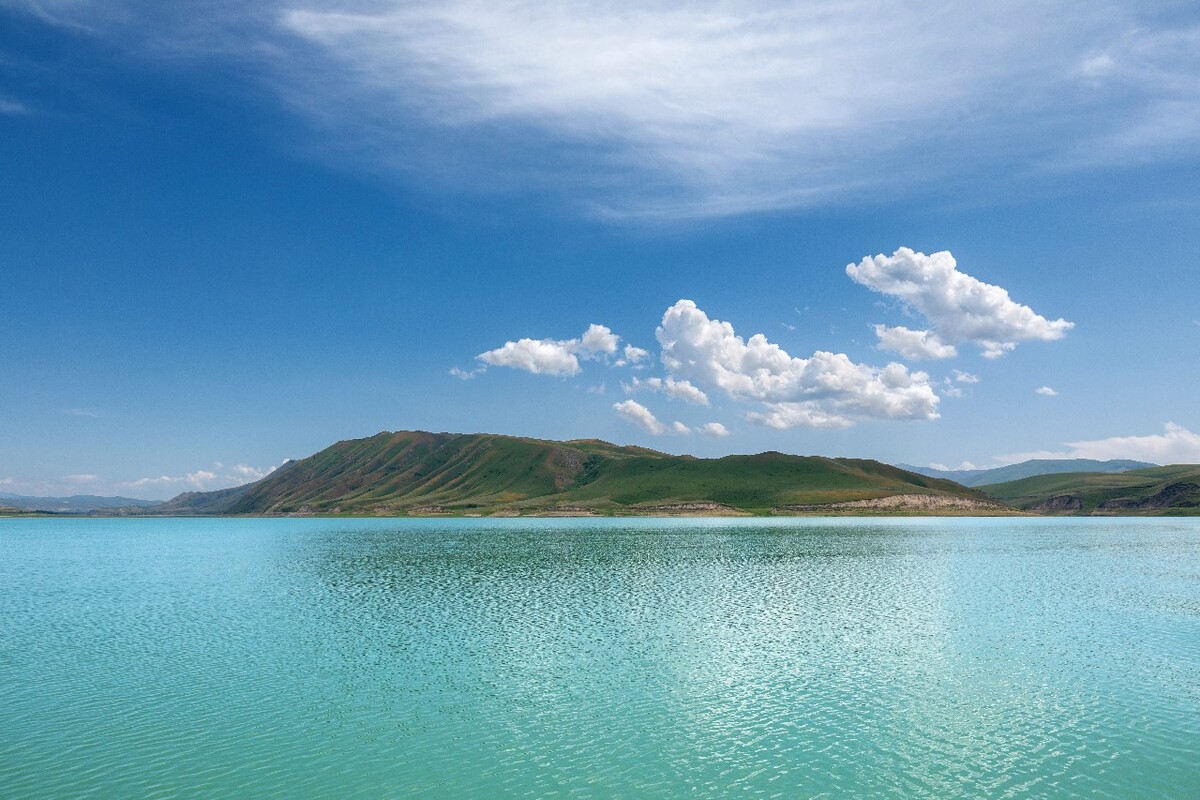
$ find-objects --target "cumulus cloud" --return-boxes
[1035,385,1058,396]
[656,299,939,429]
[476,323,623,376]
[620,344,650,365]
[670,421,691,435]
[953,370,981,384]
[612,399,665,435]
[477,338,583,375]
[121,463,278,494]
[848,248,1073,358]
[624,376,709,406]
[579,323,619,355]
[872,324,957,360]
[1001,423,1200,464]
[698,422,729,437]
[449,366,485,380]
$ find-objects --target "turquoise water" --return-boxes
[2,517,1198,798]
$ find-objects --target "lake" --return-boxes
[2,517,1198,798]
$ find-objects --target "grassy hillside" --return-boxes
[156,430,993,516]
[979,465,1200,514]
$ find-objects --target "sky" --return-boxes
[1,0,1199,499]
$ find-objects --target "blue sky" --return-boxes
[2,0,1199,499]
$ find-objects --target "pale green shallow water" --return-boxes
[2,517,1199,798]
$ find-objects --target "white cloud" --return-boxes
[872,324,957,360]
[477,337,582,375]
[621,344,650,365]
[63,474,100,483]
[449,366,485,380]
[476,323,622,376]
[231,464,273,480]
[848,248,1073,358]
[657,299,939,429]
[953,370,980,384]
[13,2,1200,218]
[612,399,665,435]
[579,323,619,355]
[929,460,979,471]
[698,422,729,438]
[624,376,709,406]
[670,421,691,435]
[270,2,1200,216]
[121,463,278,495]
[1001,422,1200,465]
[1035,385,1058,396]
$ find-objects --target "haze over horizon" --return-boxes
[2,0,1198,500]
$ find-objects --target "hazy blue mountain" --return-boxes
[898,459,1157,487]
[0,494,161,513]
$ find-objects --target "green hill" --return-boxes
[152,430,999,516]
[979,465,1200,514]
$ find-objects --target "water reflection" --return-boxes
[1,517,1198,797]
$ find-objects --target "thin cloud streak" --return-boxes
[9,1,1200,218]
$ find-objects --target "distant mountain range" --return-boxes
[897,459,1157,487]
[145,430,1000,517]
[0,493,162,513]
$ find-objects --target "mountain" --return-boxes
[151,430,1001,516]
[978,465,1200,514]
[898,459,1156,487]
[0,493,161,513]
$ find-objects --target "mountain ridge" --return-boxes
[147,430,1003,517]
[899,458,1156,487]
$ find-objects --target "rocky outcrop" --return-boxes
[774,494,1016,514]
[634,502,748,516]
[1032,494,1084,513]
[1098,482,1200,511]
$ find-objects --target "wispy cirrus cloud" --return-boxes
[8,1,1200,218]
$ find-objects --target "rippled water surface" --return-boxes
[2,517,1199,798]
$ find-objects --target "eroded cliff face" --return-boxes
[1032,494,1084,513]
[774,494,1017,514]
[1099,482,1200,511]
